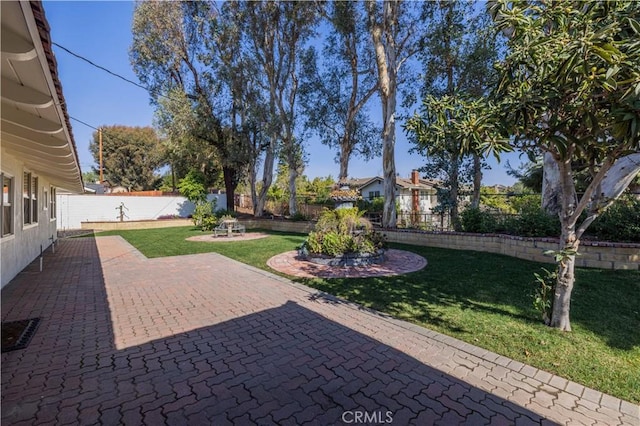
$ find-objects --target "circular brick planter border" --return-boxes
[267,249,427,279]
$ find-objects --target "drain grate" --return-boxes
[1,318,41,353]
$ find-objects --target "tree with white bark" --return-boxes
[365,0,423,228]
[238,0,318,217]
[299,1,380,182]
[490,0,640,331]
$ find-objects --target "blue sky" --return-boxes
[44,1,523,186]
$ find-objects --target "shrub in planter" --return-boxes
[301,208,386,257]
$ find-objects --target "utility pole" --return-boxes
[99,127,103,184]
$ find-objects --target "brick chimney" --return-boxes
[411,170,420,184]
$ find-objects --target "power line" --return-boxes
[69,115,100,132]
[69,116,154,156]
[52,42,150,93]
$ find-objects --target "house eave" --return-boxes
[0,1,83,193]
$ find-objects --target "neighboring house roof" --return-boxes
[1,1,83,193]
[84,183,106,194]
[395,177,439,191]
[347,176,439,193]
[485,184,510,192]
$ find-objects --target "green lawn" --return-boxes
[93,226,640,403]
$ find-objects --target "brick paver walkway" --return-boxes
[2,237,638,425]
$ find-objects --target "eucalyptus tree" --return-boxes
[130,1,250,210]
[238,0,318,217]
[412,0,501,222]
[154,88,221,189]
[365,0,424,228]
[490,0,640,331]
[300,1,380,182]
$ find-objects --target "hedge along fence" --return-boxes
[242,219,639,271]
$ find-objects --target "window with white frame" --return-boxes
[368,190,380,200]
[50,186,57,219]
[1,173,14,237]
[23,171,38,225]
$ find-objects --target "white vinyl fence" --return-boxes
[56,194,226,230]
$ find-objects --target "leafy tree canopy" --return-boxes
[489,0,640,331]
[88,125,165,191]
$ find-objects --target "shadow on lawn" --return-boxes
[297,249,640,352]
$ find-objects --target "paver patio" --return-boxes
[1,236,638,425]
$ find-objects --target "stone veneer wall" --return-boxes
[243,219,639,271]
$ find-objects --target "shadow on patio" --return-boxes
[3,236,556,425]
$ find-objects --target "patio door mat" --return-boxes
[1,318,41,353]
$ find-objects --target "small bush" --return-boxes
[357,197,385,213]
[511,204,559,237]
[192,201,218,231]
[215,209,237,219]
[217,214,236,223]
[588,196,640,242]
[460,208,499,233]
[303,208,386,256]
[532,267,557,325]
[290,212,309,221]
[157,214,180,220]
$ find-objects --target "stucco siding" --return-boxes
[1,151,58,288]
[56,194,226,230]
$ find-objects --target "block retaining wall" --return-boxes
[243,219,639,271]
[79,218,639,270]
[81,219,193,231]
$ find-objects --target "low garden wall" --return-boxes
[241,219,316,234]
[382,230,639,271]
[78,217,638,270]
[243,219,639,271]
[81,219,193,231]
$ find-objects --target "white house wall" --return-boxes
[56,194,226,230]
[1,151,58,288]
[397,192,436,213]
[360,180,385,200]
[361,180,435,212]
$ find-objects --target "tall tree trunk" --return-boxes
[542,152,562,215]
[550,222,578,331]
[450,153,460,229]
[471,153,482,208]
[255,134,277,217]
[288,160,298,216]
[222,166,236,212]
[171,163,176,192]
[368,0,398,228]
[249,164,258,214]
[339,136,352,182]
[549,158,579,331]
[248,130,259,215]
